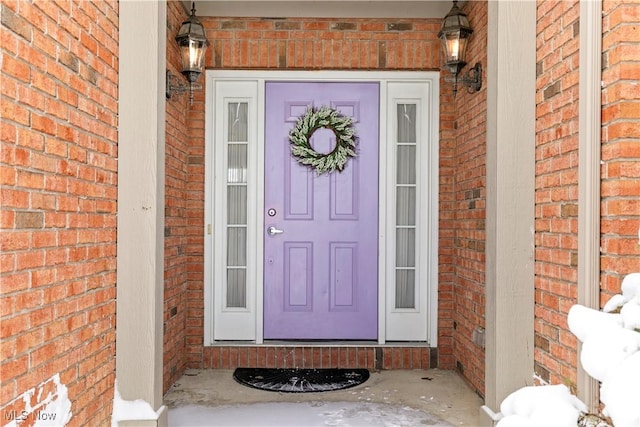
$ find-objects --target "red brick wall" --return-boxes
[0,1,118,425]
[179,16,455,370]
[534,0,640,393]
[204,346,435,370]
[438,79,456,371]
[449,0,487,396]
[184,81,207,369]
[535,0,581,388]
[204,18,441,70]
[163,1,191,394]
[600,1,640,303]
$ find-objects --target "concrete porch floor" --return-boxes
[164,369,483,426]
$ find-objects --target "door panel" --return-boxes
[283,242,313,311]
[264,82,379,340]
[284,142,314,219]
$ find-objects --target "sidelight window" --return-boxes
[226,102,248,308]
[395,104,418,309]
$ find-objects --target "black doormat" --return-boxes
[233,368,370,393]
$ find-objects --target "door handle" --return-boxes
[267,226,284,236]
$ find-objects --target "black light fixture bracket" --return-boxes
[450,62,482,97]
[166,70,188,99]
[166,70,203,101]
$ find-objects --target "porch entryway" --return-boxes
[112,2,540,425]
[204,71,439,345]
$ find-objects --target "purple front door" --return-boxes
[264,82,379,340]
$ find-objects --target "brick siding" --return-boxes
[0,1,118,425]
[204,346,437,371]
[533,0,640,392]
[163,0,191,395]
[205,18,441,70]
[600,1,640,302]
[449,0,487,397]
[535,0,581,388]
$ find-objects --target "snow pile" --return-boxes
[111,381,164,427]
[592,272,640,426]
[496,384,586,427]
[497,271,640,427]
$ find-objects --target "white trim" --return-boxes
[204,70,439,344]
[377,81,389,345]
[577,0,602,411]
[384,81,439,343]
[210,81,259,341]
[203,75,214,345]
[206,69,440,82]
[427,78,440,347]
[255,82,266,344]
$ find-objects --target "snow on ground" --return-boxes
[496,271,640,427]
[168,401,451,427]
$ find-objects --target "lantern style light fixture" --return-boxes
[438,1,482,97]
[166,2,209,104]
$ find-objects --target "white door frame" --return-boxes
[204,70,439,345]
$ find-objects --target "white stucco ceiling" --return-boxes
[183,0,456,19]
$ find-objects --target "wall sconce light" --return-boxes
[166,2,209,104]
[438,1,482,97]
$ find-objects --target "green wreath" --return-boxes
[288,106,358,175]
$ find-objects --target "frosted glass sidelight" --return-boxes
[397,104,416,143]
[227,186,247,225]
[396,187,416,226]
[228,144,248,183]
[397,145,416,184]
[395,103,418,310]
[227,269,246,308]
[396,228,416,267]
[225,102,249,310]
[228,102,248,142]
[227,227,247,266]
[395,269,416,309]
